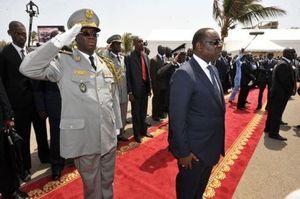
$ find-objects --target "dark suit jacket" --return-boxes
[31,80,61,119]
[150,55,166,90]
[168,57,225,166]
[0,76,13,129]
[270,58,295,100]
[240,61,256,87]
[125,50,151,98]
[215,56,229,82]
[257,59,276,86]
[0,44,34,111]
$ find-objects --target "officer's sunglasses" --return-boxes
[79,31,99,38]
[205,39,223,46]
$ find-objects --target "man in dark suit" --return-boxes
[256,52,276,110]
[215,50,231,94]
[0,76,28,199]
[264,48,297,141]
[237,53,256,110]
[168,28,225,198]
[150,45,166,121]
[0,21,49,182]
[157,51,186,112]
[125,36,153,143]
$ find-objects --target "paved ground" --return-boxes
[27,93,300,198]
[233,94,300,199]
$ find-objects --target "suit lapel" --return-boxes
[190,58,225,109]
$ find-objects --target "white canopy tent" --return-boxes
[224,29,300,55]
[227,38,285,55]
[146,28,300,57]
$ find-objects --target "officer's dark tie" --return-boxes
[89,56,96,71]
[117,55,121,63]
[20,49,25,60]
[207,65,221,100]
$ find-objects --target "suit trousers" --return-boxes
[131,84,148,139]
[48,116,64,170]
[14,109,49,171]
[176,159,213,199]
[120,102,128,129]
[264,96,289,134]
[32,113,49,162]
[237,85,251,108]
[0,133,20,197]
[74,148,116,199]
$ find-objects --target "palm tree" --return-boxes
[213,0,286,41]
[31,31,38,46]
[122,32,133,55]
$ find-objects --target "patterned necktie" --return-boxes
[89,56,96,71]
[207,65,221,100]
[140,55,147,81]
[20,49,25,60]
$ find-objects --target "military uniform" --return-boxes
[104,34,128,131]
[20,9,122,199]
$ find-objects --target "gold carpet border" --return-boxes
[28,169,80,198]
[117,124,168,156]
[27,124,168,198]
[203,110,266,199]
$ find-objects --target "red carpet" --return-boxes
[22,88,267,199]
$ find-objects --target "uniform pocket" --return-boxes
[60,118,85,130]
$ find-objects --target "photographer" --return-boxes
[0,76,28,199]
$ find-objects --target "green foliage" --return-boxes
[122,32,133,55]
[213,0,286,41]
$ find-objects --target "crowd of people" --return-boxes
[0,7,299,199]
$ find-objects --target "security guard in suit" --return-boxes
[19,9,122,199]
[103,34,129,142]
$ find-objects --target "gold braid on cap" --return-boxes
[99,55,122,82]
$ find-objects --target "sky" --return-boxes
[0,0,300,47]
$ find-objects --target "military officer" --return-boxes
[19,9,122,199]
[103,34,129,142]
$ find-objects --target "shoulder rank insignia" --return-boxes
[73,55,81,62]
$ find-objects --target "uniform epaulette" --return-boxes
[59,49,73,55]
[98,55,122,82]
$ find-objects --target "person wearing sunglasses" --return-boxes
[20,9,122,199]
[168,28,225,199]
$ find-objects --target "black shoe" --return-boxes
[152,117,160,121]
[269,134,287,141]
[117,134,129,142]
[52,169,62,181]
[296,125,300,129]
[20,170,31,182]
[237,107,245,111]
[256,104,262,110]
[134,137,142,143]
[40,158,50,164]
[142,132,154,138]
[146,122,151,127]
[11,189,29,199]
[280,121,288,125]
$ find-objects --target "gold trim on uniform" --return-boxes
[99,55,122,82]
[85,9,94,19]
[73,69,88,76]
[73,55,81,62]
